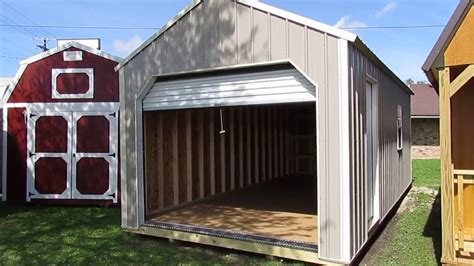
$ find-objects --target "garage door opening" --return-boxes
[143,102,317,249]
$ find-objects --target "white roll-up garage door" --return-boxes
[142,68,316,111]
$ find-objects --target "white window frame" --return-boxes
[52,68,94,99]
[397,105,403,151]
[63,51,83,61]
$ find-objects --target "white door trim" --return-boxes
[26,111,73,201]
[366,74,380,229]
[71,111,118,202]
[4,102,119,110]
[25,108,118,202]
[2,108,8,202]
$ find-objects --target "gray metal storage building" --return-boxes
[117,0,413,263]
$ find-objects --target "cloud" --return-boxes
[376,2,397,17]
[113,35,143,57]
[334,15,368,30]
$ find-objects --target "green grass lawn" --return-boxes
[0,204,292,265]
[366,159,442,265]
[412,159,441,188]
[1,159,442,265]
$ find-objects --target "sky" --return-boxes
[0,0,459,82]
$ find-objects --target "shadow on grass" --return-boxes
[423,189,442,264]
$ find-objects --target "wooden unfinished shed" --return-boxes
[118,0,412,264]
[423,0,474,263]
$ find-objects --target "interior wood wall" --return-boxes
[144,105,303,215]
[451,78,474,231]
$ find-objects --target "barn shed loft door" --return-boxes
[142,68,317,111]
[26,110,118,202]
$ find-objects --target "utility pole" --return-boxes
[34,37,52,52]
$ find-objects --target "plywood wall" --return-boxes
[451,79,474,170]
[451,78,474,232]
[445,5,474,67]
[144,105,300,215]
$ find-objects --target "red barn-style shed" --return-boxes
[1,41,121,204]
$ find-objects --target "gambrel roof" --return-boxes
[2,41,122,105]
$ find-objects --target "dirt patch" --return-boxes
[359,186,438,265]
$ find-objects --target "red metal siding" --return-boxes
[76,116,109,153]
[35,116,68,153]
[34,157,67,194]
[8,47,119,103]
[31,199,114,206]
[56,73,90,94]
[76,158,109,195]
[7,108,27,203]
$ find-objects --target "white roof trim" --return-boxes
[1,64,27,106]
[116,0,357,71]
[115,0,202,71]
[1,41,122,105]
[237,0,356,42]
[20,41,122,65]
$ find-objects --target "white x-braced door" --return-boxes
[26,110,118,202]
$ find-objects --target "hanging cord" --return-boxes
[219,108,226,134]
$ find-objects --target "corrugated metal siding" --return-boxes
[348,44,412,257]
[143,69,316,111]
[120,0,344,260]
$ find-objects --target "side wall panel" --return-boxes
[348,44,412,257]
[6,108,27,203]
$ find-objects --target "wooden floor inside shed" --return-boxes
[149,175,317,244]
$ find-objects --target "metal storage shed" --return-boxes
[2,41,122,205]
[118,0,413,263]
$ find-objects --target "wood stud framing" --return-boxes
[238,109,244,188]
[254,107,259,184]
[458,173,465,250]
[198,111,205,198]
[440,63,474,263]
[143,105,311,215]
[229,109,235,190]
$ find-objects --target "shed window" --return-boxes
[397,105,403,151]
[51,68,94,99]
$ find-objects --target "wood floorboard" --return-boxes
[150,175,318,244]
